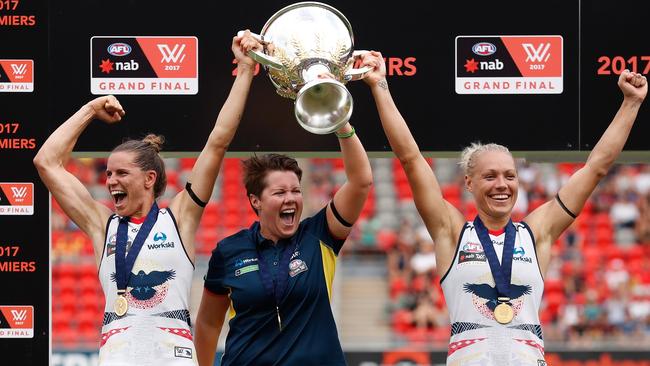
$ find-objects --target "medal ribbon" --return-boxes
[473,215,515,300]
[115,202,159,293]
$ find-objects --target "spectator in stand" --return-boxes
[560,221,584,261]
[560,298,580,340]
[635,165,650,195]
[410,226,437,275]
[614,165,637,194]
[605,258,630,291]
[411,290,448,330]
[635,191,650,244]
[611,190,640,227]
[605,286,629,330]
[594,179,618,213]
[619,308,641,337]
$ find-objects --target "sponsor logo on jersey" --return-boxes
[513,245,533,263]
[235,264,259,277]
[463,242,483,253]
[234,257,258,268]
[153,232,167,242]
[174,346,193,359]
[459,241,486,264]
[148,231,175,250]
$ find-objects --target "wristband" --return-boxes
[335,126,355,139]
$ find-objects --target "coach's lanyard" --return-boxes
[256,234,297,331]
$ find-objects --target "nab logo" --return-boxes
[10,63,27,77]
[107,43,132,56]
[153,232,167,242]
[158,44,186,63]
[522,43,551,63]
[11,186,27,201]
[116,60,139,71]
[472,42,496,56]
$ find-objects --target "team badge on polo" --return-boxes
[289,259,308,277]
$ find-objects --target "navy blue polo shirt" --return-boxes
[204,207,347,366]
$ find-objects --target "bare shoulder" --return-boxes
[434,219,467,279]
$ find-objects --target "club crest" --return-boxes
[289,259,308,277]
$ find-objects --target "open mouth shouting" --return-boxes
[111,190,127,209]
[280,208,296,227]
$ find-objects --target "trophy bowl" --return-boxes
[243,2,371,134]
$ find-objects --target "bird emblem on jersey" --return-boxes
[463,283,532,311]
[111,270,176,300]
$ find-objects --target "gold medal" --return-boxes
[114,294,128,317]
[494,302,514,324]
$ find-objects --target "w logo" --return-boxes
[11,310,27,322]
[157,44,186,63]
[10,63,27,76]
[522,43,551,63]
[11,187,27,199]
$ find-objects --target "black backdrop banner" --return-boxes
[0,0,49,365]
[46,0,648,153]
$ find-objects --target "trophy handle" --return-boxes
[344,50,374,81]
[236,30,284,71]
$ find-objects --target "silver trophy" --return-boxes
[241,2,372,134]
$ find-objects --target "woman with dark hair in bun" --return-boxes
[34,32,261,365]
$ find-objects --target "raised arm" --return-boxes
[527,70,647,273]
[364,51,464,276]
[168,32,258,258]
[326,119,373,239]
[34,96,124,262]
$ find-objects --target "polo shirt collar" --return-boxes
[250,221,296,248]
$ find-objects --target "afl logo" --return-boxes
[472,42,496,56]
[107,43,132,56]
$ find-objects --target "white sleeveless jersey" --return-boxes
[98,208,197,366]
[440,222,546,366]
